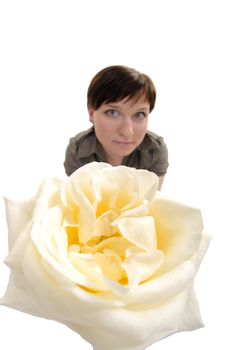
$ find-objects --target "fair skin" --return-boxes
[88,95,164,190]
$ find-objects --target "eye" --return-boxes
[105,109,121,118]
[133,112,147,120]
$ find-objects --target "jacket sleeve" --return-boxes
[63,137,79,176]
[149,138,169,176]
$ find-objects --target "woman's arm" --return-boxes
[158,175,165,190]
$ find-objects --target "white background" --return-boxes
[0,0,231,348]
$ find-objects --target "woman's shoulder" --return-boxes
[141,130,167,151]
[139,130,169,175]
[68,126,99,160]
[70,127,95,145]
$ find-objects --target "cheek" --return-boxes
[135,123,148,140]
[94,120,116,144]
[95,122,110,136]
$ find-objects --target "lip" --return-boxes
[113,141,134,145]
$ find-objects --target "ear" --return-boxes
[88,108,94,123]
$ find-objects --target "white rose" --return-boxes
[0,162,210,350]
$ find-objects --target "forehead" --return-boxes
[106,94,150,109]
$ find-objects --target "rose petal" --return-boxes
[190,232,211,270]
[116,216,157,251]
[66,186,95,244]
[81,237,132,257]
[95,250,125,282]
[93,210,118,237]
[30,207,99,290]
[4,197,34,249]
[122,250,165,287]
[150,195,203,271]
[68,282,203,350]
[32,177,62,219]
[68,251,107,288]
[69,162,110,210]
[97,166,136,212]
[4,220,33,273]
[118,201,149,219]
[122,168,159,211]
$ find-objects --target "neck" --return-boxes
[104,152,123,166]
[98,142,123,166]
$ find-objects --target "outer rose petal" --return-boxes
[4,197,34,249]
[64,283,203,350]
[150,194,204,272]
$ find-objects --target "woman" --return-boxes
[64,65,168,190]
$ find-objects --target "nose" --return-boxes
[118,118,134,138]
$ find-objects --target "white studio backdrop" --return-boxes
[0,0,231,348]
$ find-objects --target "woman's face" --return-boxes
[88,95,150,166]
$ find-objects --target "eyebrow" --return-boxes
[137,107,150,111]
[105,104,123,108]
[105,104,149,111]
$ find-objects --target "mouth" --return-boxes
[113,141,134,145]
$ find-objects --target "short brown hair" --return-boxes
[87,65,156,112]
